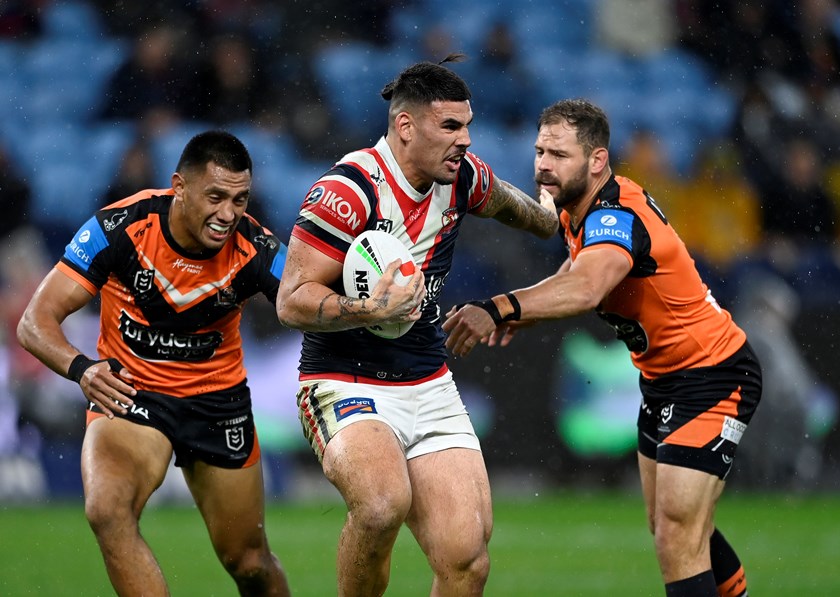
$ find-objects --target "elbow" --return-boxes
[576,288,603,314]
[16,312,34,354]
[275,300,306,330]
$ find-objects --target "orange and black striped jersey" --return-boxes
[561,175,746,379]
[57,190,287,397]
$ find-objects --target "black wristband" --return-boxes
[504,292,521,322]
[67,354,96,383]
[460,298,504,325]
[67,355,125,384]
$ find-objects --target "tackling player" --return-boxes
[444,99,761,597]
[17,131,292,596]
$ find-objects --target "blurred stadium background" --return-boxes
[1,1,840,593]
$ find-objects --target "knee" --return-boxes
[84,491,137,538]
[653,511,708,562]
[348,487,412,536]
[430,529,491,590]
[219,544,279,589]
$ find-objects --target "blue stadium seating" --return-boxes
[7,0,739,243]
[40,0,106,40]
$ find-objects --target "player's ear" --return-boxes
[395,111,413,142]
[171,172,185,198]
[590,147,609,175]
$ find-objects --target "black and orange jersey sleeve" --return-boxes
[563,176,746,379]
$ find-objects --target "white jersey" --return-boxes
[291,136,494,383]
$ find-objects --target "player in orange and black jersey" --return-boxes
[445,100,761,597]
[17,131,292,597]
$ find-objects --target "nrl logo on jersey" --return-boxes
[103,209,129,231]
[134,269,154,293]
[225,427,245,451]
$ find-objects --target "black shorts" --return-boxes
[87,381,260,469]
[637,342,762,479]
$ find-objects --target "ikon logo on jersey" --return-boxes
[305,184,362,230]
[333,398,377,421]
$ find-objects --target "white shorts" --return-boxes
[297,370,481,462]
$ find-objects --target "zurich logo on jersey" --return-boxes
[600,214,618,226]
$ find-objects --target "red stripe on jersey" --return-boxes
[465,152,494,214]
[365,150,433,245]
[299,364,449,386]
[291,226,344,263]
[301,178,368,236]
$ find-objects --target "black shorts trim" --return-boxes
[637,342,762,479]
[88,381,259,469]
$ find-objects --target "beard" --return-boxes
[537,162,589,208]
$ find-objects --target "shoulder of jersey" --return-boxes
[342,229,417,339]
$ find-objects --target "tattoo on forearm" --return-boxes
[318,292,391,327]
[316,292,338,325]
[488,180,555,235]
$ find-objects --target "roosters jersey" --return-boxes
[57,190,287,397]
[562,175,746,379]
[292,136,494,382]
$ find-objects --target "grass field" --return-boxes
[1,491,838,596]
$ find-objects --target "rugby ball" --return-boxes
[342,229,417,339]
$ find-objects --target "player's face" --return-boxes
[407,100,472,191]
[534,122,590,209]
[170,161,251,252]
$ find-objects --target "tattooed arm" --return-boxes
[276,236,425,332]
[477,177,559,239]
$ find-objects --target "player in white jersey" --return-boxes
[276,55,558,596]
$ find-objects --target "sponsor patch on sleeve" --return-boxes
[582,209,634,252]
[64,217,109,271]
[333,397,377,421]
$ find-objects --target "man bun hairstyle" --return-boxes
[381,53,471,107]
[176,130,252,175]
[538,99,610,157]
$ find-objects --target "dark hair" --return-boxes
[380,53,471,107]
[176,130,252,174]
[538,99,610,157]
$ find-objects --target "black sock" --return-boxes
[665,570,717,597]
[710,528,748,596]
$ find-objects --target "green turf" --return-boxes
[1,491,838,596]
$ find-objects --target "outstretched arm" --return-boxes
[477,178,559,239]
[443,248,631,356]
[276,236,425,332]
[17,268,136,418]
